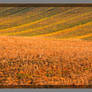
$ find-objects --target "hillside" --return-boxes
[0,7,92,87]
[0,7,92,40]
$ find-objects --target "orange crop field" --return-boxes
[0,6,92,88]
[0,36,92,88]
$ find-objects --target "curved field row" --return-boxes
[0,7,54,28]
[44,21,92,39]
[0,7,79,33]
[0,7,90,30]
[0,7,92,36]
[75,34,92,39]
[0,7,89,29]
[82,36,92,40]
[3,10,92,36]
[0,7,92,40]
[0,7,68,29]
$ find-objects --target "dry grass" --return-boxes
[0,36,92,87]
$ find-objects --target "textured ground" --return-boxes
[0,36,92,87]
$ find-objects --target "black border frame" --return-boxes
[0,3,92,7]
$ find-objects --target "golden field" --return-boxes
[0,7,92,87]
[0,36,91,87]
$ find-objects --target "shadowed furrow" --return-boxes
[0,7,92,40]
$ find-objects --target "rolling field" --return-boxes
[0,36,92,87]
[0,7,92,40]
[0,7,92,87]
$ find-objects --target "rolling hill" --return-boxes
[0,6,92,87]
[0,7,92,40]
